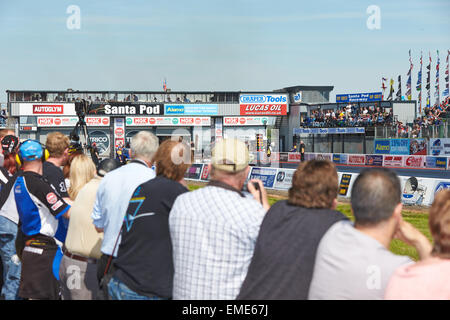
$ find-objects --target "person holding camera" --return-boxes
[169,138,269,300]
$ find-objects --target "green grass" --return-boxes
[187,183,431,260]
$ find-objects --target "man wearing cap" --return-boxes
[13,140,71,300]
[169,138,270,300]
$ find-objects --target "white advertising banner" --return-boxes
[37,116,110,127]
[126,117,211,126]
[429,138,450,156]
[273,168,295,190]
[114,118,125,148]
[19,103,77,116]
[223,117,274,126]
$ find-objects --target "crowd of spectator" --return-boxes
[301,104,395,128]
[0,130,449,301]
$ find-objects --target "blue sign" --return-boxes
[249,167,277,188]
[333,154,348,164]
[390,139,410,155]
[366,155,383,166]
[435,182,450,194]
[165,104,218,115]
[336,92,382,103]
[374,140,391,154]
[293,127,365,135]
[425,156,447,169]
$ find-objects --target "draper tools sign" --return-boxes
[239,94,288,115]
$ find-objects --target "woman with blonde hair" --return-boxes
[68,154,96,200]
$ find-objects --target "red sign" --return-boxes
[240,104,287,116]
[405,156,425,168]
[115,127,125,137]
[115,138,125,148]
[288,153,301,162]
[224,117,239,125]
[86,117,110,126]
[38,118,54,126]
[348,155,365,165]
[33,105,63,114]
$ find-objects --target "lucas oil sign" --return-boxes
[239,94,288,116]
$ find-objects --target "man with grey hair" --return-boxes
[91,131,159,293]
[169,138,270,300]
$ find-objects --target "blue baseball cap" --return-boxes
[19,140,44,161]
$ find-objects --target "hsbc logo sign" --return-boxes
[33,105,63,114]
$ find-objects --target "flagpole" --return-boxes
[419,52,422,114]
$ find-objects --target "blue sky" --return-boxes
[0,0,449,103]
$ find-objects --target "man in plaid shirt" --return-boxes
[169,138,270,300]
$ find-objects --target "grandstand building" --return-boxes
[5,86,333,158]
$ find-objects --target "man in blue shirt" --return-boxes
[91,131,158,285]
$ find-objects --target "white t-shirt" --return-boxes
[308,220,413,300]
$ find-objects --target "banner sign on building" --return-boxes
[390,139,410,155]
[125,117,211,126]
[164,104,218,115]
[293,127,365,135]
[37,116,110,127]
[223,117,271,126]
[18,103,76,116]
[239,94,288,116]
[375,139,427,155]
[89,103,164,116]
[374,140,391,154]
[409,139,427,155]
[114,118,125,148]
[429,138,450,156]
[336,92,382,103]
[89,130,110,155]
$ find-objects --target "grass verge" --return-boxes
[187,182,431,261]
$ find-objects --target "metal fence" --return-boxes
[375,124,449,139]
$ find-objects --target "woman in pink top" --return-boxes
[385,189,450,300]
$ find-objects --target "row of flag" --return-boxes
[382,50,450,114]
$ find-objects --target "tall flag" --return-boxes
[163,78,167,92]
[406,50,413,101]
[426,52,431,108]
[396,75,402,101]
[416,52,423,113]
[443,50,449,98]
[387,78,394,101]
[381,77,387,99]
[435,50,440,106]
